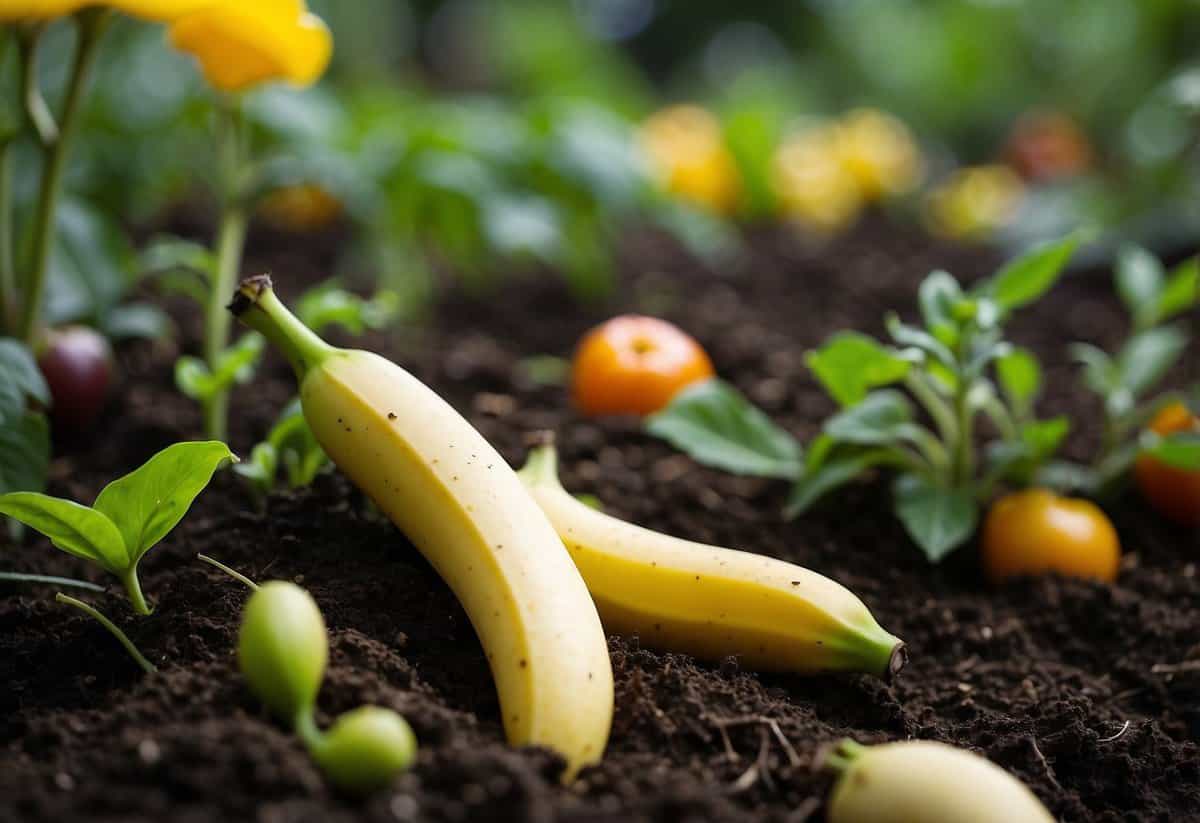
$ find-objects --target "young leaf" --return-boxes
[995,348,1042,417]
[234,443,279,499]
[884,314,956,369]
[824,390,920,446]
[0,492,128,572]
[102,303,173,341]
[1156,258,1198,324]
[0,413,50,496]
[1141,432,1200,471]
[892,474,979,563]
[1070,343,1117,396]
[917,270,964,346]
[979,234,1079,313]
[93,441,237,563]
[0,339,51,427]
[806,332,910,407]
[174,334,266,401]
[785,447,900,518]
[645,379,801,479]
[1116,326,1188,398]
[1115,245,1164,329]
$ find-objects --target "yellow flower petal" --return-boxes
[169,1,331,92]
[0,0,87,20]
[639,104,742,215]
[0,0,213,21]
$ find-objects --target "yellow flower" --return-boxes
[771,124,863,234]
[925,165,1025,240]
[169,0,332,92]
[639,104,741,215]
[836,108,923,202]
[0,0,212,21]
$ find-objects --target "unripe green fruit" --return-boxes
[238,581,328,723]
[312,706,418,793]
[827,740,1053,823]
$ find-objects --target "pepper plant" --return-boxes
[648,235,1082,561]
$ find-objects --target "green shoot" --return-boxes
[0,441,237,614]
[56,592,156,674]
[234,398,329,501]
[197,553,260,591]
[238,581,417,793]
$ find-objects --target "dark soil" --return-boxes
[2,217,1198,822]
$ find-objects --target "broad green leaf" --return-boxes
[0,412,50,496]
[44,199,133,326]
[1117,326,1188,398]
[917,270,963,346]
[1157,258,1198,323]
[1115,245,1164,329]
[980,234,1079,313]
[824,390,920,446]
[785,447,900,518]
[93,441,237,563]
[0,338,50,427]
[892,474,978,563]
[806,332,910,407]
[885,314,956,369]
[996,348,1041,416]
[0,492,128,572]
[1141,432,1200,471]
[645,379,801,479]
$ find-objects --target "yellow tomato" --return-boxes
[771,124,863,233]
[836,108,923,202]
[981,489,1120,583]
[925,165,1025,240]
[169,0,331,92]
[639,105,741,215]
[572,315,714,417]
[1134,403,1200,527]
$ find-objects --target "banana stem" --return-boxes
[821,739,869,774]
[229,275,336,380]
[517,443,563,488]
[55,593,157,674]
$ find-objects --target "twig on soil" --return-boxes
[731,726,773,794]
[1027,737,1062,792]
[707,714,807,772]
[768,719,803,769]
[1150,660,1200,675]
[1097,720,1132,743]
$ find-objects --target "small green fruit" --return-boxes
[313,706,418,793]
[238,581,328,723]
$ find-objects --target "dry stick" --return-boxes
[1151,660,1200,675]
[1097,720,1132,744]
[786,797,821,823]
[1028,737,1062,792]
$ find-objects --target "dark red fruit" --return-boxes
[37,326,114,433]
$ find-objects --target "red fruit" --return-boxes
[37,326,114,433]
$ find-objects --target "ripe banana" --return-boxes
[230,276,613,779]
[518,444,905,679]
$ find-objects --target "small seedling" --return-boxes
[0,441,236,613]
[238,581,417,793]
[1057,246,1199,492]
[647,235,1082,561]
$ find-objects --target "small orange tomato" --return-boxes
[571,315,714,417]
[1134,403,1200,527]
[981,489,1120,583]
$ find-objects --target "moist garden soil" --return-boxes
[2,216,1198,822]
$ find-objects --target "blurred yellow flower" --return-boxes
[0,0,211,21]
[836,108,923,202]
[771,124,863,234]
[925,165,1025,240]
[257,183,342,232]
[639,104,741,215]
[169,0,332,92]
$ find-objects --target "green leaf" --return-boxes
[995,348,1042,416]
[885,314,955,369]
[1022,416,1070,458]
[519,355,570,386]
[1157,258,1198,324]
[0,412,50,496]
[1036,460,1099,495]
[140,235,216,278]
[44,199,133,326]
[1141,432,1200,471]
[806,332,910,407]
[917,270,964,346]
[234,443,278,498]
[1116,326,1188,398]
[93,441,237,564]
[1115,245,1164,329]
[174,334,265,401]
[296,285,399,335]
[980,234,1079,313]
[102,303,173,341]
[0,338,50,427]
[824,390,921,446]
[0,492,128,573]
[1070,343,1118,396]
[645,379,801,479]
[785,446,901,518]
[892,474,978,563]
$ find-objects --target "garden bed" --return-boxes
[2,218,1198,822]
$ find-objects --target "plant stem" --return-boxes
[0,141,14,330]
[120,567,152,616]
[202,206,248,440]
[17,27,58,146]
[55,592,157,674]
[17,11,110,346]
[0,571,103,591]
[197,553,259,590]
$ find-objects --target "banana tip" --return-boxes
[228,273,274,318]
[883,641,907,684]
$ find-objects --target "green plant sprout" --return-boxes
[234,399,329,502]
[196,553,259,591]
[239,581,417,793]
[0,440,236,613]
[647,235,1082,561]
[55,592,156,674]
[1053,246,1200,491]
